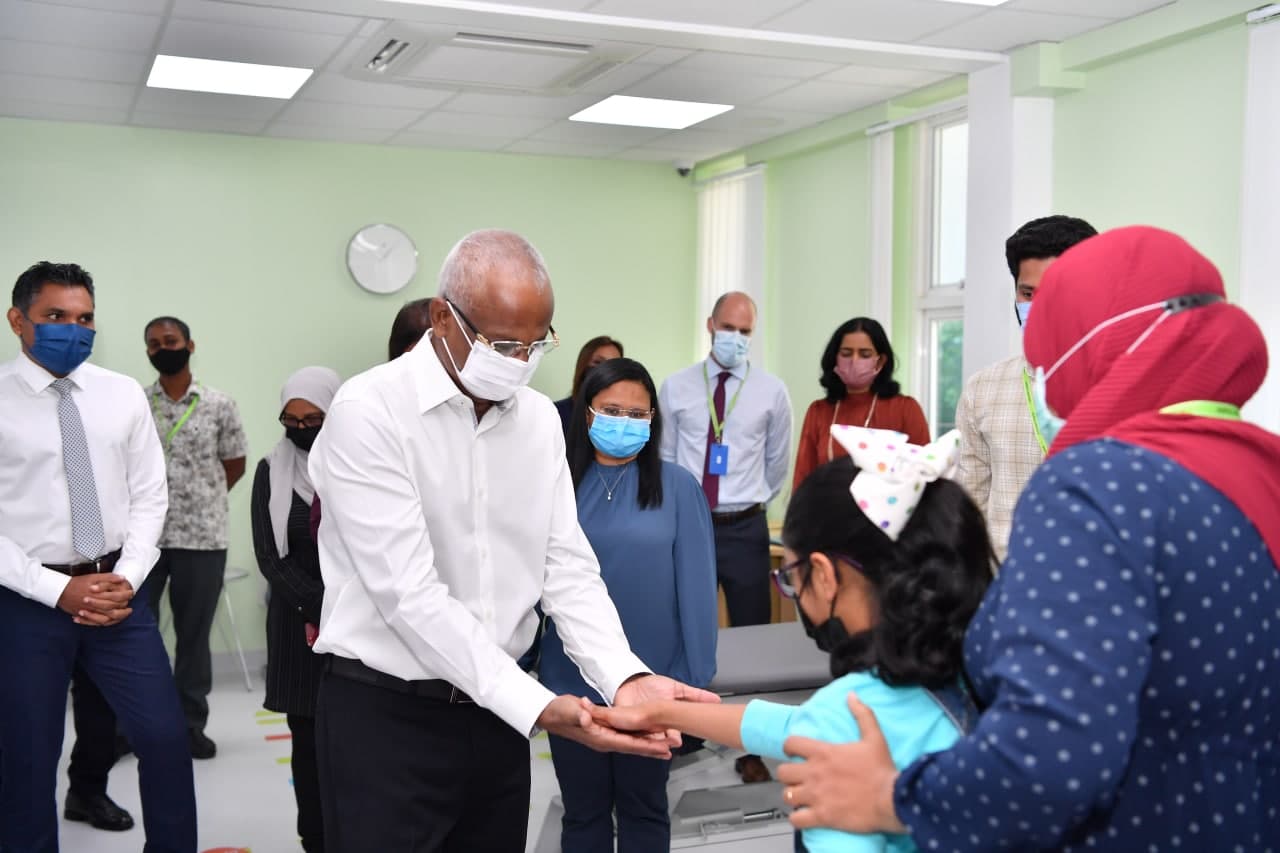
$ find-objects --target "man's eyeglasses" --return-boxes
[771,552,864,600]
[280,414,325,429]
[449,299,559,360]
[591,405,654,421]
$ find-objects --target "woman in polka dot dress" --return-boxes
[775,227,1280,851]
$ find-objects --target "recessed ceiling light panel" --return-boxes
[147,55,313,99]
[570,95,733,130]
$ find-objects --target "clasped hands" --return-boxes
[56,573,135,627]
[535,673,719,759]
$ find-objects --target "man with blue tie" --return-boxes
[0,262,197,852]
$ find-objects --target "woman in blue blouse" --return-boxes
[538,356,718,853]
[776,227,1280,851]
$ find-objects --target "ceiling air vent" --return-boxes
[345,22,645,95]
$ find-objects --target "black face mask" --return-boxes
[799,599,850,654]
[149,347,191,376]
[286,426,321,452]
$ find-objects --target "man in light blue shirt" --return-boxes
[658,291,791,628]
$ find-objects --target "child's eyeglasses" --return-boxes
[771,552,865,600]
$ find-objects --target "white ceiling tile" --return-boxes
[442,91,598,119]
[158,18,347,68]
[504,139,624,158]
[0,40,150,85]
[620,131,741,157]
[169,0,363,36]
[134,87,285,119]
[275,99,423,130]
[691,105,831,135]
[586,0,802,28]
[388,131,511,151]
[632,47,694,66]
[674,51,843,80]
[918,8,1113,51]
[0,96,129,124]
[753,79,897,114]
[359,18,386,37]
[20,0,167,16]
[623,67,798,104]
[612,146,727,162]
[572,61,662,96]
[473,0,597,8]
[760,0,981,43]
[4,0,162,51]
[820,63,950,90]
[1004,0,1172,19]
[0,71,134,108]
[409,110,552,138]
[531,119,668,146]
[298,72,453,110]
[266,123,396,144]
[131,110,269,134]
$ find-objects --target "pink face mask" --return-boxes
[835,355,881,389]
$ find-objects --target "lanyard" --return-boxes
[703,361,749,443]
[1159,400,1242,420]
[152,391,199,449]
[1020,369,1049,457]
[827,395,877,462]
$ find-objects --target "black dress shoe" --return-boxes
[189,727,217,759]
[64,790,135,832]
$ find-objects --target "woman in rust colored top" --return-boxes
[793,317,930,491]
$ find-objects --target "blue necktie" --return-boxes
[52,378,107,560]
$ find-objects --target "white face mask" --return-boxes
[441,302,543,402]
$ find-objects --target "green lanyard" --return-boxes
[152,391,199,449]
[703,361,749,443]
[1159,400,1242,420]
[1020,369,1049,457]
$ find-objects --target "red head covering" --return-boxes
[1023,226,1280,567]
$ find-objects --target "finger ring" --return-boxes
[784,788,794,805]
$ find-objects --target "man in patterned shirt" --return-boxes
[954,215,1096,564]
[138,315,248,758]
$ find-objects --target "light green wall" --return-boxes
[0,116,696,654]
[1053,22,1247,292]
[762,136,872,506]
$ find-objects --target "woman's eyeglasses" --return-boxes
[280,414,325,429]
[591,405,654,421]
[771,552,864,600]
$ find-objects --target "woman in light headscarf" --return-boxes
[250,366,342,853]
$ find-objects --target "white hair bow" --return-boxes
[830,426,962,541]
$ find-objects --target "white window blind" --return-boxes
[695,166,766,361]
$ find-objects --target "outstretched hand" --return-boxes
[614,673,721,747]
[537,695,673,759]
[777,692,906,834]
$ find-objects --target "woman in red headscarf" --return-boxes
[770,227,1280,851]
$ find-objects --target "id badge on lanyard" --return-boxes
[708,443,729,475]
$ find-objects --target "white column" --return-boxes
[1239,15,1280,431]
[962,63,1054,381]
[867,131,895,332]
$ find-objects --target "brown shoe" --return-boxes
[734,754,773,784]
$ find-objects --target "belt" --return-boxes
[327,656,474,704]
[711,504,765,526]
[43,549,123,577]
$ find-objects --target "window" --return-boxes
[695,166,766,360]
[915,115,967,439]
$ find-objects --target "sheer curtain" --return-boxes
[695,166,766,362]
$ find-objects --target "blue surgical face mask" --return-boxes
[588,410,651,459]
[1015,300,1032,329]
[29,321,95,376]
[1031,366,1066,447]
[711,330,751,369]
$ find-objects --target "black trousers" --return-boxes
[287,714,324,853]
[713,512,772,627]
[66,665,119,798]
[315,669,531,853]
[548,733,671,853]
[139,548,226,731]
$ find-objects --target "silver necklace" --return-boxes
[595,463,631,501]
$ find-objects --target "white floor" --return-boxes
[55,676,791,853]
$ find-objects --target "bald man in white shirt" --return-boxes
[309,230,717,853]
[0,262,196,852]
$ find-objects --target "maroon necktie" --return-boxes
[702,371,730,509]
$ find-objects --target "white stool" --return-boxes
[218,568,254,692]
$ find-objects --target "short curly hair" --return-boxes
[1005,215,1098,282]
[782,456,994,689]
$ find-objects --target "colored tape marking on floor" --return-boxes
[256,716,287,725]
[276,756,292,765]
[201,848,251,852]
[264,733,292,742]
[253,710,275,717]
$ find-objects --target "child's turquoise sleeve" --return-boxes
[738,699,798,760]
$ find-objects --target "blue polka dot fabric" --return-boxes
[895,439,1280,851]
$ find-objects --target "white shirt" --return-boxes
[309,340,648,737]
[658,357,793,510]
[0,354,168,608]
